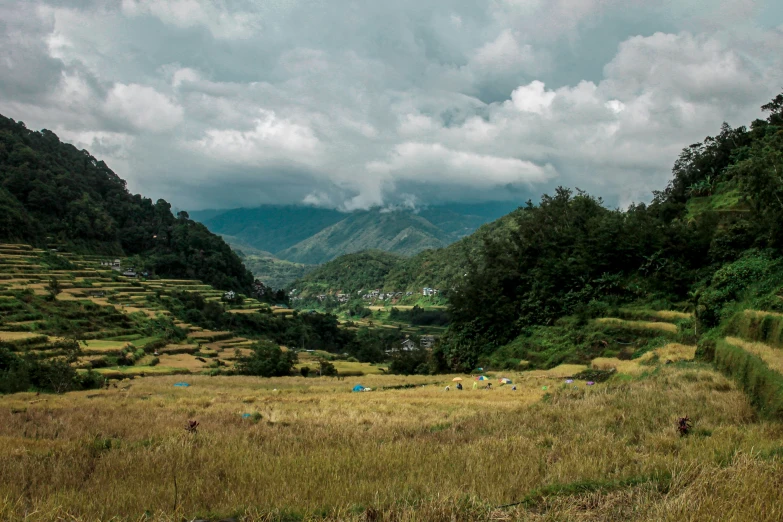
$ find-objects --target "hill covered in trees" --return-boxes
[437,92,783,371]
[289,209,520,296]
[192,201,523,267]
[0,114,253,293]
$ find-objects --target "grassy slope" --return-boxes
[684,181,750,221]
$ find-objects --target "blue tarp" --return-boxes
[173,382,190,387]
[352,384,365,392]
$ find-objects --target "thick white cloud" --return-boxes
[0,0,781,211]
[191,109,322,165]
[367,142,557,185]
[104,83,184,132]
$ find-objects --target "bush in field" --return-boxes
[235,341,298,377]
[0,341,102,394]
[388,348,430,375]
[319,359,337,377]
[695,337,717,362]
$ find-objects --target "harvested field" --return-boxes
[2,365,782,521]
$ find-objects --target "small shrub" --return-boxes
[695,338,717,362]
[319,360,338,377]
[569,368,616,383]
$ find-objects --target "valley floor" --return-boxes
[2,359,782,521]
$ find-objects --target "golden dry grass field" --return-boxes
[2,362,783,522]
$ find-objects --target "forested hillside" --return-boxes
[0,115,254,293]
[195,206,347,254]
[290,209,520,296]
[289,250,404,295]
[436,92,783,370]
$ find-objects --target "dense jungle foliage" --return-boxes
[0,115,254,293]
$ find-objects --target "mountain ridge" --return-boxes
[192,201,523,266]
[289,208,523,296]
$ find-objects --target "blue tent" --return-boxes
[352,384,365,392]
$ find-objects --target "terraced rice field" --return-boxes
[0,243,270,378]
[0,331,46,342]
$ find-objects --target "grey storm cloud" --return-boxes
[0,0,781,210]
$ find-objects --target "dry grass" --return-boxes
[743,309,783,318]
[638,343,696,363]
[595,317,679,333]
[156,353,211,371]
[593,344,696,375]
[725,337,783,373]
[2,362,778,521]
[592,358,646,375]
[92,366,190,377]
[652,310,692,321]
[0,331,47,342]
[186,330,232,339]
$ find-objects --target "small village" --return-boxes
[290,287,440,304]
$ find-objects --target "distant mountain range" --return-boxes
[289,208,523,297]
[189,201,523,266]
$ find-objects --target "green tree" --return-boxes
[235,341,297,377]
[318,359,337,377]
[46,276,61,301]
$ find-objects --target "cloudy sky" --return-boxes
[1,0,782,211]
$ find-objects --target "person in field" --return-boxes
[473,381,478,390]
[456,382,463,390]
